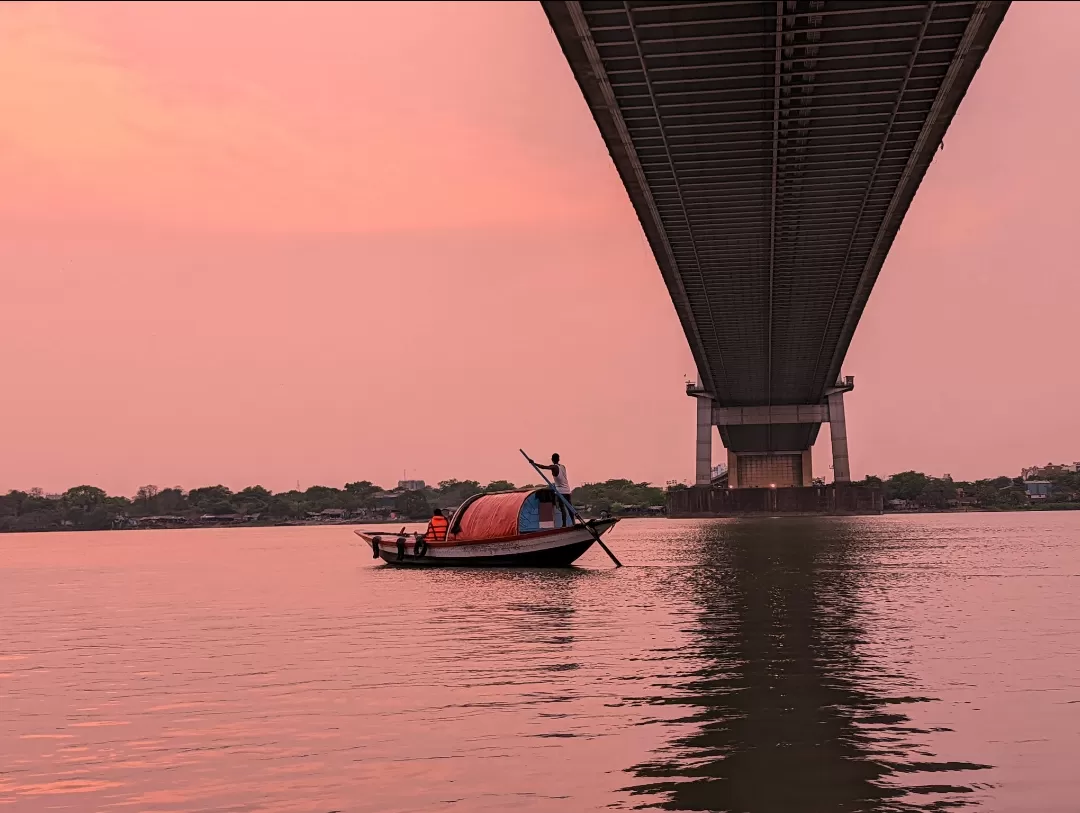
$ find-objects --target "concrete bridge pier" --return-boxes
[826,385,851,484]
[695,393,713,486]
[689,377,854,488]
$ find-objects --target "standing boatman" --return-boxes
[534,453,573,526]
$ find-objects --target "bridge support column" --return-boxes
[827,389,851,483]
[695,394,713,486]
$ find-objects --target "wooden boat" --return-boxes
[354,488,618,567]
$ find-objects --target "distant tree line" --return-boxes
[856,469,1080,510]
[5,469,1075,533]
[572,480,666,515]
[0,477,669,533]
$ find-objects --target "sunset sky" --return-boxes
[1,1,1077,496]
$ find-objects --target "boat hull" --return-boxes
[354,519,618,568]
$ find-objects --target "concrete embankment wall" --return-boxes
[667,484,882,517]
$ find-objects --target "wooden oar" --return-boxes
[520,449,622,568]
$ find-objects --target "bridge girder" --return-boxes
[543,0,1009,454]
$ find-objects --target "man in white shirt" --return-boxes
[535,453,573,525]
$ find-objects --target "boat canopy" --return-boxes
[451,488,573,541]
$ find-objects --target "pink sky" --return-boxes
[1,1,1077,496]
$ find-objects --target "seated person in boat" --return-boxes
[423,508,449,542]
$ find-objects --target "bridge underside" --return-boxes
[544,1,1008,463]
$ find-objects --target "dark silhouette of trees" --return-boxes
[3,466,1078,533]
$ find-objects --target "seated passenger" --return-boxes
[423,508,449,542]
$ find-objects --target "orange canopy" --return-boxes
[452,490,531,541]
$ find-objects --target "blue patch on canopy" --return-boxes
[519,492,540,532]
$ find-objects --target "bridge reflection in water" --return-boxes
[626,520,991,812]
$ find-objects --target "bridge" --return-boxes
[543,0,1009,489]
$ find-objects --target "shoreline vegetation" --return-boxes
[2,470,1078,534]
[0,479,667,534]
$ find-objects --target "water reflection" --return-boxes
[629,520,992,812]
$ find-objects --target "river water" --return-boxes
[2,514,1078,812]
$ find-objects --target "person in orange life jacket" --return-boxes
[534,453,573,525]
[424,508,449,542]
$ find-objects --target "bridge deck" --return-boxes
[544,0,1008,452]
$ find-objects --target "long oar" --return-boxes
[520,449,622,568]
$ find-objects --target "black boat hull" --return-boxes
[377,539,595,567]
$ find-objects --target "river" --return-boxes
[2,513,1078,812]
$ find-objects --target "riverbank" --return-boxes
[6,469,1078,533]
[6,502,1080,534]
[883,503,1080,514]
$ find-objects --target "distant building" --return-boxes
[138,515,189,527]
[398,480,426,492]
[374,491,403,512]
[951,488,979,508]
[1022,462,1080,480]
[1024,481,1053,500]
[306,508,349,521]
